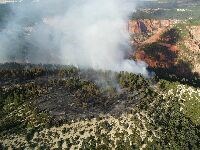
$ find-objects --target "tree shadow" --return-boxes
[139,28,200,87]
[136,28,200,87]
[160,28,181,44]
[138,20,148,34]
[148,60,200,88]
[142,42,177,68]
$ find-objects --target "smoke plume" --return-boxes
[0,0,148,76]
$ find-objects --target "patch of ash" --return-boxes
[33,83,141,122]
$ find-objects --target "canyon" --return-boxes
[129,19,200,77]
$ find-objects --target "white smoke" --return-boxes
[0,0,148,76]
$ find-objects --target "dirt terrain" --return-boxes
[128,19,179,45]
[129,19,200,79]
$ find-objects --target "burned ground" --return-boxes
[0,63,152,124]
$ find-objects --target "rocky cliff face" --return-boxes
[128,19,179,45]
[129,19,180,69]
[128,19,179,34]
[130,19,200,78]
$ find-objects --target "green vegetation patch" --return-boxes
[158,80,200,125]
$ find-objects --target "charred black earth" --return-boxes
[0,63,151,123]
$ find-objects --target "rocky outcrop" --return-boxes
[132,21,200,75]
[128,19,179,35]
[187,26,200,49]
[184,26,200,73]
[128,19,180,45]
[135,43,178,68]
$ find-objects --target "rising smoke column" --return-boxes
[0,0,148,76]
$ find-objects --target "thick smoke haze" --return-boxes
[0,0,148,76]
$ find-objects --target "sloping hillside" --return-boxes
[0,63,199,149]
[129,19,200,87]
[0,1,200,149]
